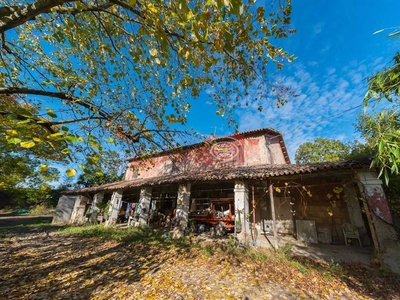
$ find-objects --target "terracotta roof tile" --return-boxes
[63,156,372,195]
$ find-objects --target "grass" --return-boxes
[3,219,399,299]
[0,216,55,234]
[58,224,193,249]
[0,219,348,281]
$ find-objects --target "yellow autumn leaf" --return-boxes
[139,269,147,275]
[33,137,42,142]
[275,187,281,193]
[66,168,77,176]
[39,164,48,172]
[20,141,35,148]
[149,48,158,56]
[6,129,18,136]
[147,3,158,13]
[187,10,195,19]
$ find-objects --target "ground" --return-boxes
[0,214,399,300]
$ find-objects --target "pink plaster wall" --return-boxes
[125,133,287,180]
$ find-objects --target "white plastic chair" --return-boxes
[342,223,362,246]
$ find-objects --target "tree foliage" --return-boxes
[356,110,400,216]
[0,0,295,175]
[365,63,400,183]
[75,150,125,188]
[0,95,62,207]
[365,53,400,104]
[364,29,400,184]
[294,138,368,164]
[295,114,400,217]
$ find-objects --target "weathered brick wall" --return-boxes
[293,181,351,245]
[249,178,359,245]
[125,134,286,180]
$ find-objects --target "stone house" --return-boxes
[53,128,398,270]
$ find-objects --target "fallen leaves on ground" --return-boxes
[0,227,399,300]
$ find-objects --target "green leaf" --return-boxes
[106,138,115,143]
[7,137,22,144]
[47,132,65,139]
[65,135,80,143]
[61,148,71,154]
[45,107,57,118]
[17,119,32,125]
[372,29,384,35]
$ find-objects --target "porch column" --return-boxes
[92,192,104,212]
[137,186,152,225]
[356,171,399,273]
[89,192,104,223]
[69,195,88,224]
[234,181,250,244]
[356,171,396,249]
[344,185,371,246]
[176,183,191,229]
[105,190,123,226]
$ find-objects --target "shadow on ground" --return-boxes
[0,214,399,300]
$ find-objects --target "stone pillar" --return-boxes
[89,192,104,223]
[356,171,396,247]
[69,195,89,224]
[356,171,400,273]
[234,181,250,244]
[176,183,191,229]
[92,192,104,212]
[106,190,123,226]
[137,186,152,225]
[344,185,371,246]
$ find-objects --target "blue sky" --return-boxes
[38,0,400,185]
[185,0,400,162]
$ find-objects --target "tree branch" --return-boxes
[0,1,116,33]
[0,87,110,120]
[0,0,75,33]
[0,110,56,133]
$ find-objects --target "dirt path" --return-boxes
[0,229,302,299]
[0,215,398,300]
[0,213,53,227]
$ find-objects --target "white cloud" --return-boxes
[326,68,336,75]
[313,23,324,36]
[320,44,331,53]
[235,60,381,162]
